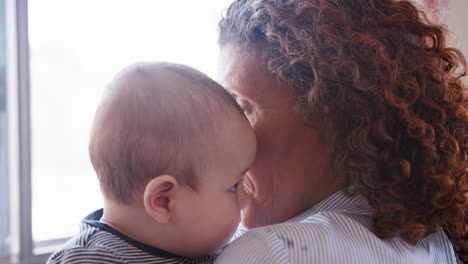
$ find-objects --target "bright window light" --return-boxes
[28,0,232,243]
[0,0,8,255]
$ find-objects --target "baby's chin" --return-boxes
[210,246,223,256]
[241,199,275,229]
[204,240,230,256]
[202,232,237,256]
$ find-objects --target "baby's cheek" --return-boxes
[214,208,241,250]
[216,227,238,253]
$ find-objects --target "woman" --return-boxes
[216,0,467,263]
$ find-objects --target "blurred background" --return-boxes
[0,0,466,263]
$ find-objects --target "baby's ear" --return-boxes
[143,175,179,224]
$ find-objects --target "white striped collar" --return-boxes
[285,189,373,223]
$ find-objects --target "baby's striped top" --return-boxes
[47,209,215,264]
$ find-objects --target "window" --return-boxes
[1,0,233,262]
[28,0,233,250]
[0,0,8,257]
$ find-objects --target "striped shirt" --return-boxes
[47,209,215,264]
[216,190,462,264]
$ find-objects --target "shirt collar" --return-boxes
[285,189,373,223]
[81,209,214,262]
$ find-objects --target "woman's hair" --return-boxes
[219,0,468,260]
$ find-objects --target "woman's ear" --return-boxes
[143,175,179,224]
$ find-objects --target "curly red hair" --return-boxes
[219,0,468,260]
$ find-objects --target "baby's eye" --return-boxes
[229,180,242,193]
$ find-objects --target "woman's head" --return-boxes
[218,0,468,259]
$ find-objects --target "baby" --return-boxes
[47,62,256,264]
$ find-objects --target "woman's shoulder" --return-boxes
[216,211,372,264]
[216,211,456,264]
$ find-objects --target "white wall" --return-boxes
[447,0,468,82]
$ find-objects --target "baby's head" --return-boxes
[88,62,256,256]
